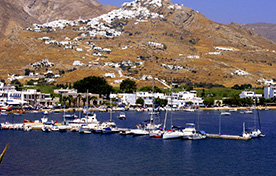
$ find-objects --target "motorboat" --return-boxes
[118,112,126,120]
[41,125,51,132]
[149,129,164,138]
[182,123,206,140]
[58,125,67,132]
[131,128,149,136]
[119,129,133,135]
[220,111,231,116]
[51,125,59,132]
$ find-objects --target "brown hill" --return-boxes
[243,23,276,43]
[1,0,276,88]
[0,0,118,37]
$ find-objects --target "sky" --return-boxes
[98,0,276,24]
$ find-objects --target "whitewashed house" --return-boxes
[239,91,262,99]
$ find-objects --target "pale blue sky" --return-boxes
[98,0,276,24]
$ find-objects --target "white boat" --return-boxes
[229,108,237,112]
[149,129,164,138]
[58,125,67,132]
[51,125,59,132]
[163,130,182,140]
[220,111,231,116]
[182,123,206,140]
[43,111,49,115]
[120,129,133,135]
[184,108,195,112]
[118,112,126,120]
[131,128,149,136]
[244,110,253,114]
[41,125,51,132]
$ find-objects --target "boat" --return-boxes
[131,128,150,136]
[41,125,51,132]
[51,125,59,132]
[182,123,206,140]
[220,111,231,116]
[243,110,253,114]
[118,112,126,120]
[43,111,49,115]
[119,129,133,135]
[247,91,265,138]
[229,108,237,112]
[241,122,252,139]
[58,125,67,132]
[184,108,195,112]
[63,114,78,119]
[163,75,183,140]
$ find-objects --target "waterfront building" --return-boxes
[0,84,53,106]
[239,90,262,99]
[264,85,276,99]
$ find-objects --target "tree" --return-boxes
[203,97,214,107]
[73,76,113,97]
[82,97,87,107]
[154,98,168,107]
[68,95,73,107]
[77,94,82,107]
[136,97,144,106]
[24,69,31,76]
[120,78,137,93]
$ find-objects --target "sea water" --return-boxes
[0,110,276,175]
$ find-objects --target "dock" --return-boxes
[206,134,251,140]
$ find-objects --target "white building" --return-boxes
[0,84,52,106]
[264,85,276,99]
[239,91,262,99]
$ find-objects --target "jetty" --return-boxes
[206,134,251,140]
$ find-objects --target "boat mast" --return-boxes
[110,96,112,122]
[150,77,155,124]
[219,113,221,135]
[253,87,257,131]
[170,72,173,129]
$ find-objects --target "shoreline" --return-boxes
[4,106,276,114]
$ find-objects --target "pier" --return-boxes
[206,134,251,140]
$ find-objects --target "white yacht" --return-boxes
[162,129,183,140]
[182,123,206,140]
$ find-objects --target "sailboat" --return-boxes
[162,75,183,140]
[182,111,206,140]
[101,98,119,134]
[247,90,265,138]
[132,77,161,136]
[249,107,265,138]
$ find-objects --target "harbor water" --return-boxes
[1,110,276,175]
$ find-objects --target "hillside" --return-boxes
[0,0,117,37]
[243,23,276,43]
[1,0,276,88]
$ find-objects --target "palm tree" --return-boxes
[73,96,78,107]
[77,94,82,107]
[62,96,68,107]
[91,96,98,106]
[82,97,87,107]
[68,95,73,107]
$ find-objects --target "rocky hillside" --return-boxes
[0,0,117,37]
[243,23,276,43]
[1,0,276,88]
